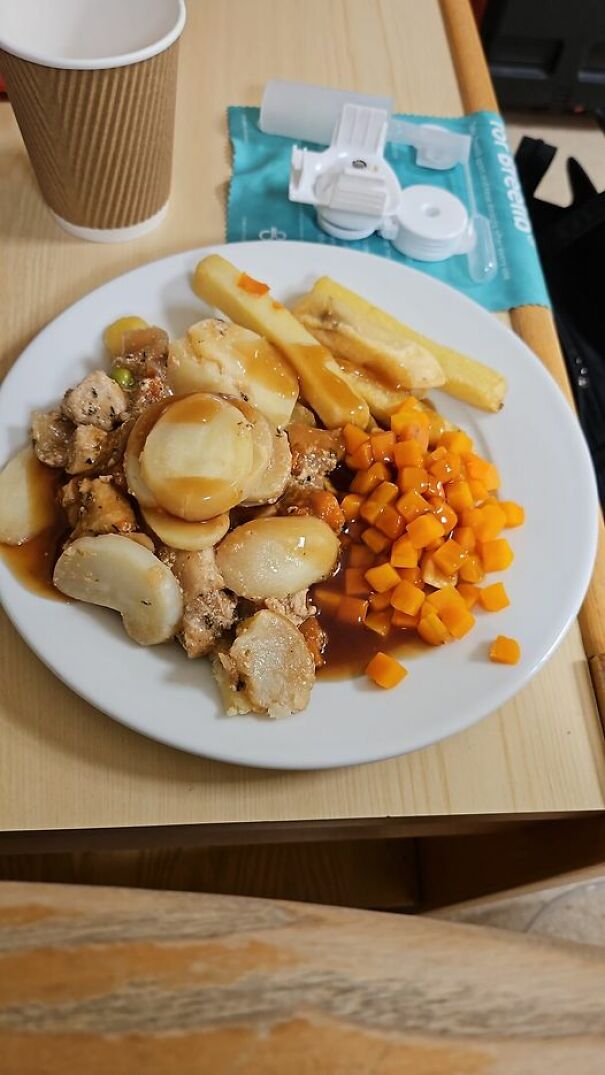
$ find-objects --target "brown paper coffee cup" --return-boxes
[0,0,186,242]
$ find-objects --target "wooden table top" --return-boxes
[1,0,604,839]
[1,880,604,1074]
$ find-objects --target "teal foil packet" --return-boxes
[227,107,550,313]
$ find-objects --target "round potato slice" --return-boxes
[241,427,292,506]
[140,394,254,522]
[124,399,172,508]
[216,516,339,599]
[141,507,229,552]
[0,447,59,545]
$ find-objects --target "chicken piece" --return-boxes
[158,547,224,603]
[65,425,108,475]
[62,370,128,431]
[31,408,74,469]
[287,423,345,489]
[60,476,137,540]
[119,326,169,378]
[264,589,315,626]
[219,609,315,718]
[299,616,327,669]
[158,546,237,658]
[129,375,171,417]
[179,590,238,658]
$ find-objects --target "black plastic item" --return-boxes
[482,0,605,111]
[515,136,605,507]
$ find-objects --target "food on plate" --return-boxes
[294,276,507,413]
[0,447,59,545]
[193,254,370,429]
[0,257,524,720]
[168,318,298,428]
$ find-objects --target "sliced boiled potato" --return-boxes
[169,319,299,427]
[241,426,292,506]
[142,507,229,552]
[53,534,183,645]
[0,447,59,545]
[124,399,171,508]
[140,393,254,521]
[230,398,274,499]
[193,255,369,430]
[216,516,339,599]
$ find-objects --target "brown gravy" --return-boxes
[0,524,67,601]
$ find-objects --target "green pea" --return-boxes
[110,366,135,390]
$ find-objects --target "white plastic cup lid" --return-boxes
[0,0,186,70]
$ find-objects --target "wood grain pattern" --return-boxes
[1,881,604,1074]
[441,0,605,706]
[0,0,604,837]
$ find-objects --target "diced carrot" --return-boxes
[446,480,473,513]
[361,527,390,554]
[464,454,500,490]
[439,430,473,454]
[500,501,525,528]
[369,481,399,507]
[399,396,422,412]
[371,430,396,463]
[425,409,447,446]
[313,588,340,615]
[429,450,461,484]
[432,538,467,576]
[407,513,445,549]
[360,498,383,525]
[479,538,514,572]
[343,423,369,454]
[344,567,370,596]
[398,466,429,494]
[365,611,392,637]
[440,604,475,639]
[390,536,419,569]
[432,501,458,534]
[370,590,393,611]
[345,440,373,471]
[428,445,448,464]
[366,651,407,688]
[391,408,429,435]
[375,505,405,540]
[394,440,424,468]
[417,610,450,645]
[420,552,453,589]
[479,581,510,612]
[473,503,507,542]
[337,596,369,626]
[309,490,345,532]
[398,566,423,586]
[351,461,390,494]
[460,506,483,529]
[348,545,375,570]
[453,526,476,552]
[391,579,425,616]
[489,635,521,665]
[365,562,401,593]
[341,493,363,521]
[396,489,431,522]
[458,553,485,583]
[425,474,444,499]
[468,479,489,505]
[425,585,466,615]
[457,582,480,609]
[392,609,420,629]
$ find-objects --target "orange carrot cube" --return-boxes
[468,479,489,505]
[396,489,431,522]
[361,527,390,554]
[458,553,485,583]
[369,481,399,507]
[336,596,369,626]
[370,590,393,612]
[425,410,447,446]
[365,562,401,593]
[366,651,408,688]
[464,454,500,490]
[432,538,467,576]
[391,409,429,437]
[501,501,525,528]
[394,440,424,468]
[429,450,461,484]
[391,579,425,616]
[392,609,420,629]
[375,505,405,540]
[479,538,514,572]
[407,513,446,548]
[348,544,375,568]
[341,493,364,521]
[457,582,480,609]
[345,567,370,596]
[345,441,373,471]
[425,585,466,615]
[398,466,429,494]
[365,611,392,637]
[313,588,340,615]
[371,430,396,463]
[417,610,450,645]
[439,429,473,454]
[343,423,369,454]
[440,604,476,639]
[390,536,419,569]
[351,461,390,495]
[432,501,458,534]
[360,498,383,525]
[479,581,510,612]
[474,503,507,542]
[489,635,521,665]
[453,526,476,552]
[446,479,474,513]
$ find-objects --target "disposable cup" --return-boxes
[0,0,186,241]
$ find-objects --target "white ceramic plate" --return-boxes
[0,242,598,769]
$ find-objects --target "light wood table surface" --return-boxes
[1,880,604,1074]
[1,0,604,844]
